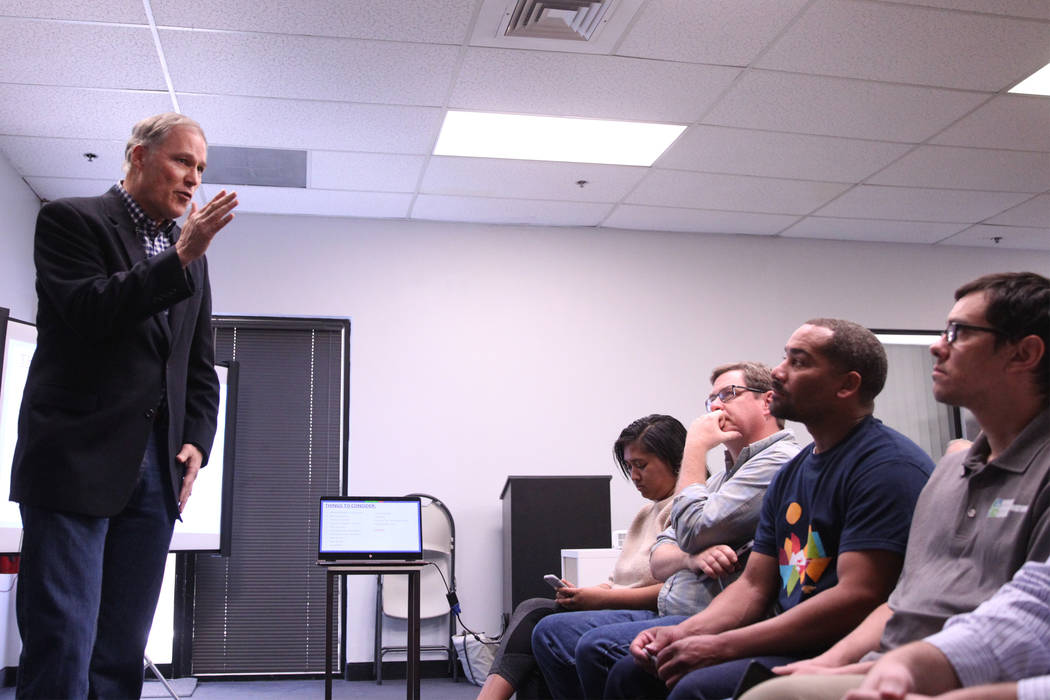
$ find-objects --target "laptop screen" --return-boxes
[318,496,423,561]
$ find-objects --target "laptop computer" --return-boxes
[317,496,427,566]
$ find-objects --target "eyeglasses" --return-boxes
[942,321,1005,345]
[705,385,764,412]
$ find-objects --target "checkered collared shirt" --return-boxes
[115,183,176,258]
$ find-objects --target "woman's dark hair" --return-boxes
[613,414,686,480]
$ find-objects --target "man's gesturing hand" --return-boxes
[176,189,238,266]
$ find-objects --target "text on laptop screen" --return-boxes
[319,499,422,555]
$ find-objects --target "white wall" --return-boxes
[0,151,39,321]
[203,213,1050,662]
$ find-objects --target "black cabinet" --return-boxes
[500,475,611,617]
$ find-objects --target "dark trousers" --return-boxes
[487,597,559,697]
[604,654,797,700]
[16,427,177,699]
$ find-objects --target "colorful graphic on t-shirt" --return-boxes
[779,502,832,595]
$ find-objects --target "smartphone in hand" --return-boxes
[543,574,565,590]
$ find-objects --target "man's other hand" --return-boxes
[175,443,203,513]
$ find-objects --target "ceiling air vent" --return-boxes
[504,0,617,41]
[202,146,308,188]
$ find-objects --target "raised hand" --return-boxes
[176,189,238,266]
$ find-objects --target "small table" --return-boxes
[323,563,425,700]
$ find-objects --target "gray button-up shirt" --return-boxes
[654,429,801,616]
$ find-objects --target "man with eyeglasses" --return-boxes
[739,271,1050,700]
[605,319,934,700]
[532,362,800,698]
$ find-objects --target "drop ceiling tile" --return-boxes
[757,0,1050,91]
[0,18,163,90]
[177,94,444,153]
[868,146,1050,192]
[310,152,426,192]
[931,95,1050,152]
[604,205,799,235]
[449,48,741,123]
[616,0,809,66]
[161,29,459,106]
[0,0,145,23]
[985,194,1050,227]
[0,85,174,140]
[703,71,989,142]
[0,135,125,180]
[412,195,613,227]
[782,216,968,244]
[657,126,912,181]
[151,0,476,43]
[420,157,647,202]
[628,170,850,215]
[940,224,1050,250]
[25,176,114,200]
[200,183,412,218]
[891,0,1050,20]
[814,185,1031,223]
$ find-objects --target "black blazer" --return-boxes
[11,187,219,517]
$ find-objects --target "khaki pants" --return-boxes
[739,673,867,700]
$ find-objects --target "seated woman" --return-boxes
[477,414,686,700]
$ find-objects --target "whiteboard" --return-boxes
[0,308,235,553]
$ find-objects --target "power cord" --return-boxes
[425,561,502,642]
[423,561,501,683]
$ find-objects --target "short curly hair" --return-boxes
[805,318,888,405]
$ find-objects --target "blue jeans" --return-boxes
[604,653,798,699]
[575,615,689,699]
[16,427,177,699]
[533,610,689,699]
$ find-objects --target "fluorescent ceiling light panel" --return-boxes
[1009,62,1050,96]
[433,111,686,166]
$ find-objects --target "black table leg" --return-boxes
[325,569,334,700]
[408,570,420,700]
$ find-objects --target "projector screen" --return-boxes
[0,307,237,554]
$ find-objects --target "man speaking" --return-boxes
[10,112,237,698]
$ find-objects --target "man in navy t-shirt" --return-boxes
[753,414,930,614]
[604,319,934,700]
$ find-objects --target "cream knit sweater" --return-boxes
[608,495,674,589]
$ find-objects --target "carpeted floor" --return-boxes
[0,677,481,699]
[192,678,479,698]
